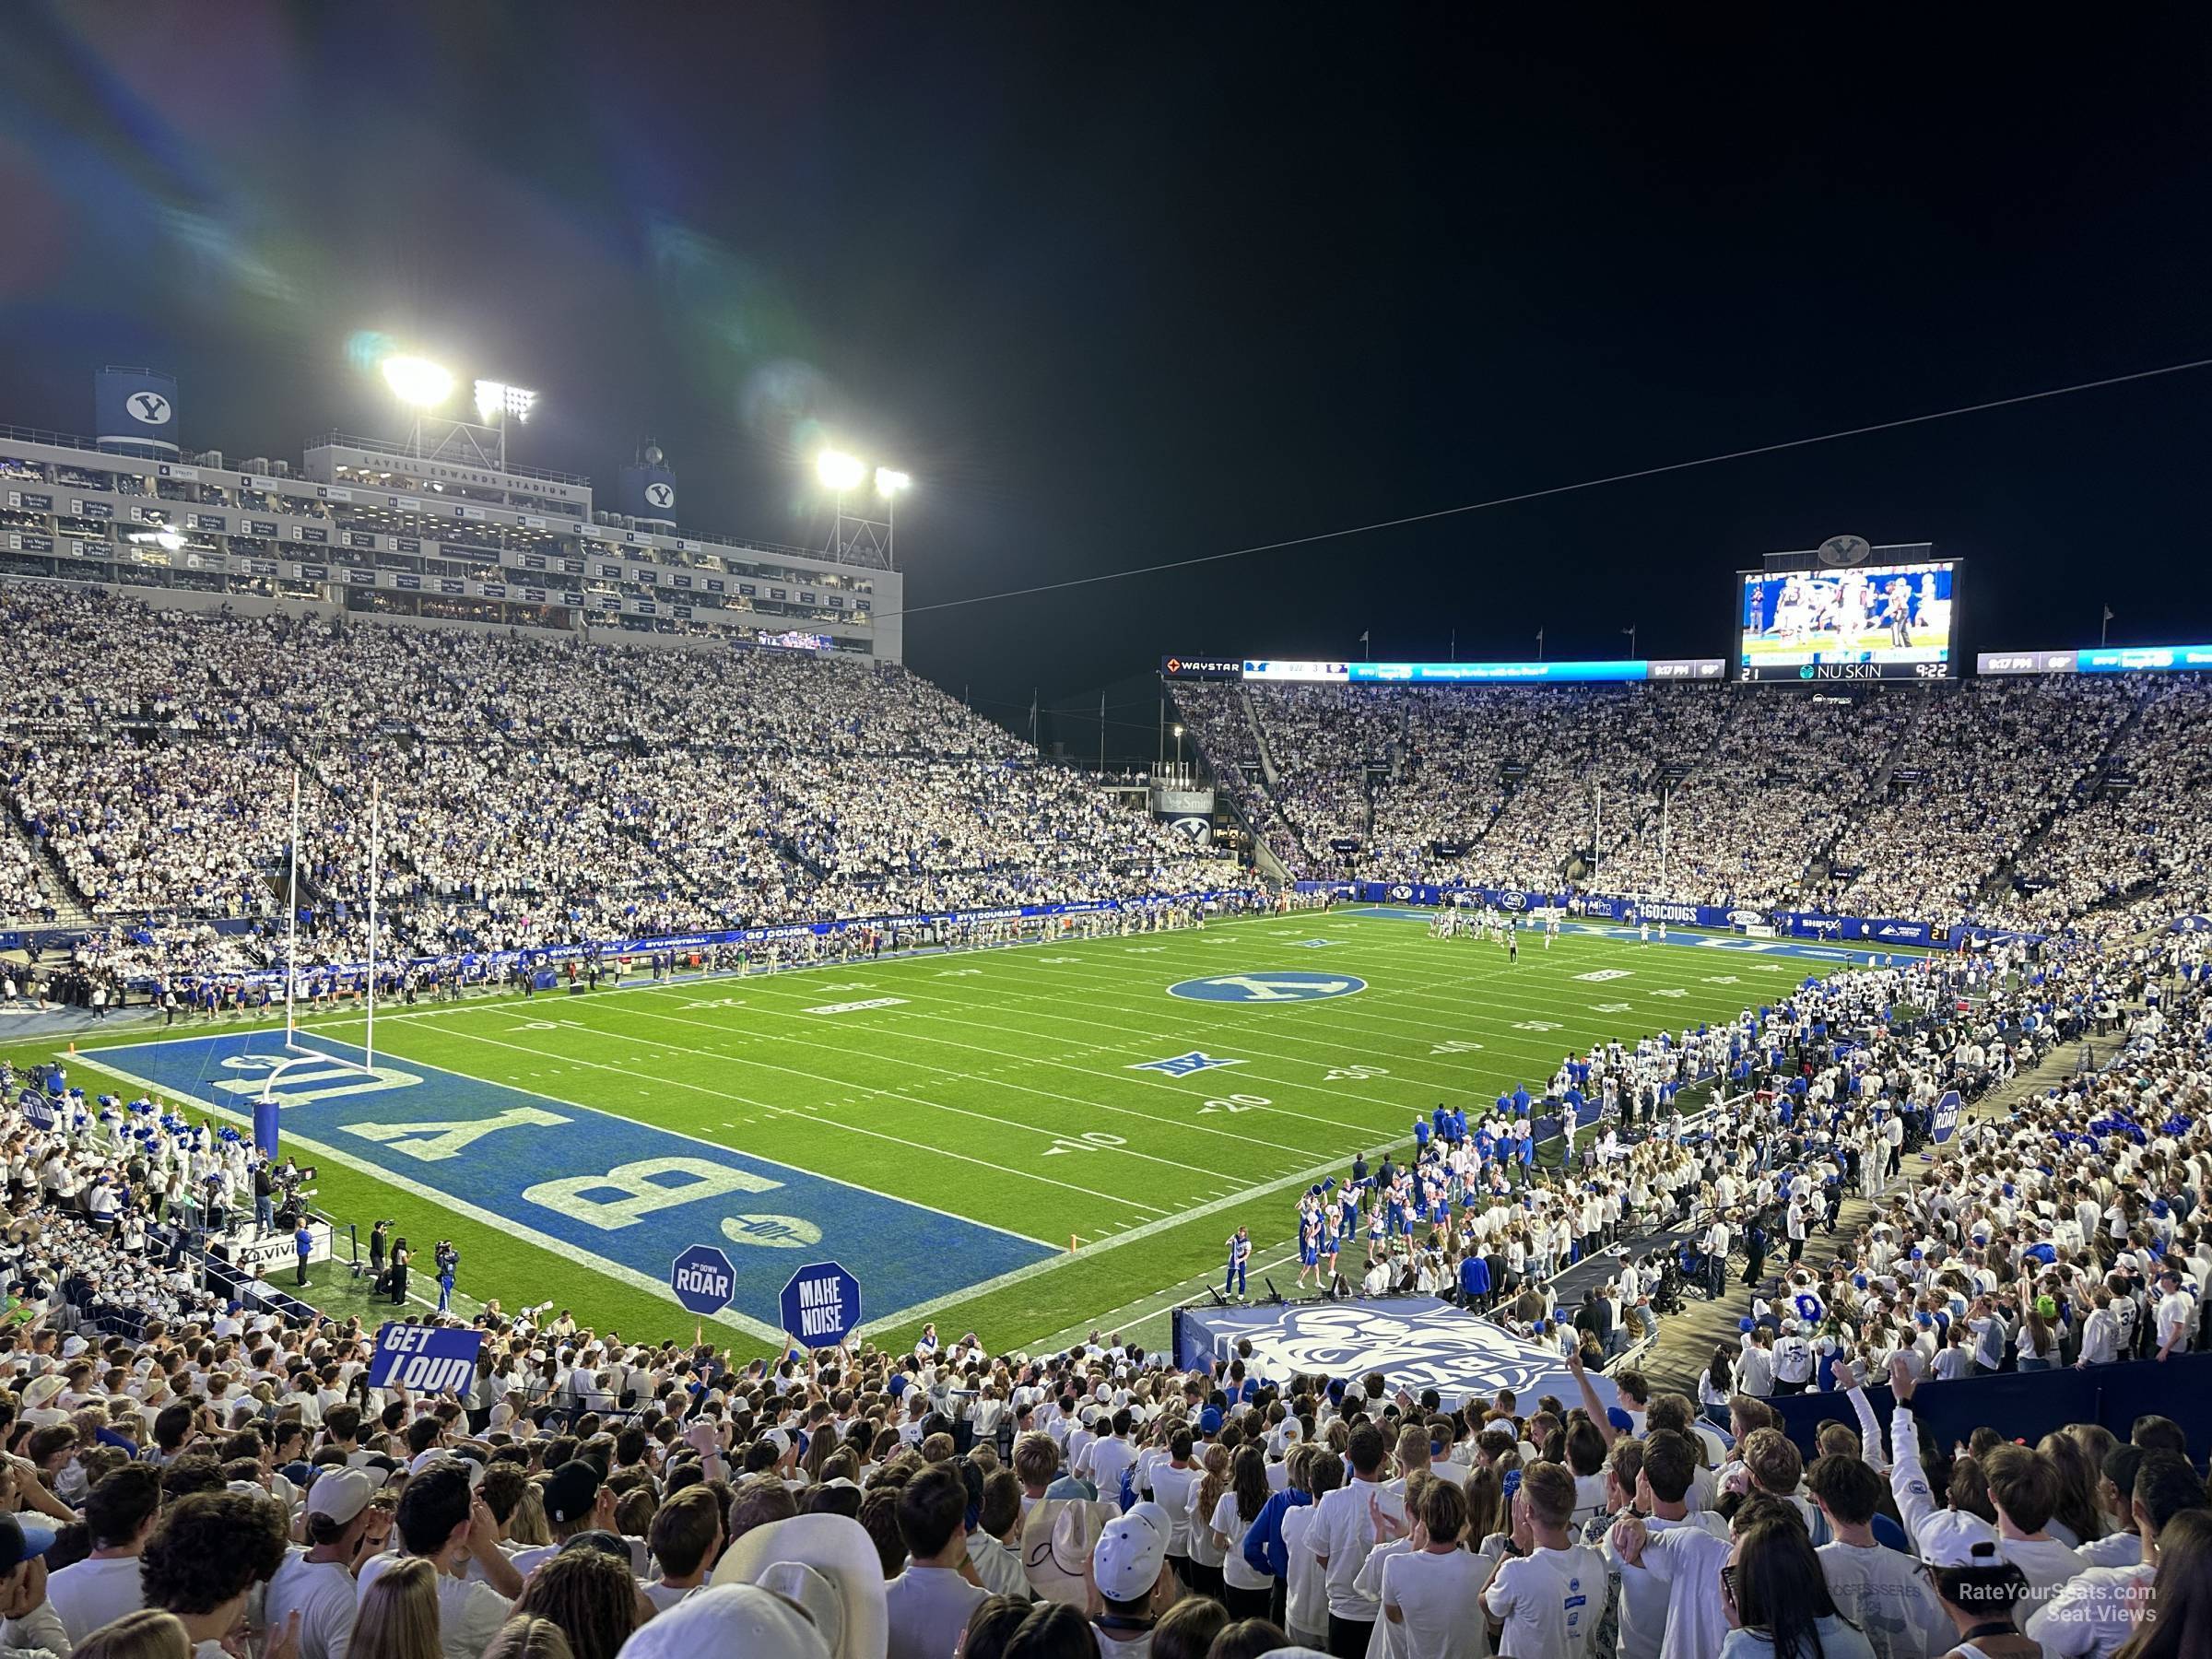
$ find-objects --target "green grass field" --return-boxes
[26,909,1872,1358]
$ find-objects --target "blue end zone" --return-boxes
[74,1030,1053,1341]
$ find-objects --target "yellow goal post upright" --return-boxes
[276,770,382,1086]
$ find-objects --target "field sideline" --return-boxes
[37,909,1897,1355]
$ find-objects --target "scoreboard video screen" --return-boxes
[1736,558,1958,683]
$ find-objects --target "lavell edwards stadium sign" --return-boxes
[1319,881,2036,949]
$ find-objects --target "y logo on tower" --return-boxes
[1168,971,1367,1004]
[126,392,171,425]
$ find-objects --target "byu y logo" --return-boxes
[1168,972,1367,1005]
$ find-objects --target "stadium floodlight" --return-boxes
[475,380,537,423]
[381,355,454,408]
[875,467,911,497]
[817,450,867,491]
[155,528,183,552]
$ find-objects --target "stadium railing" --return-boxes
[1761,1350,2212,1460]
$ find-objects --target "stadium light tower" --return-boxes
[371,345,536,469]
[473,380,537,468]
[814,449,911,570]
[381,355,453,409]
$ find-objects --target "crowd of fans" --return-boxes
[0,871,2201,1659]
[1175,673,2212,941]
[1999,679,2212,938]
[1823,680,2136,924]
[0,587,1239,984]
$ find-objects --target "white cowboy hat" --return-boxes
[1019,1498,1120,1607]
[710,1512,885,1659]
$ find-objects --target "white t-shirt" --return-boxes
[641,1583,698,1614]
[1481,1543,1605,1659]
[1087,1436,1136,1502]
[1284,1506,1327,1636]
[356,1556,510,1659]
[44,1554,147,1648]
[2157,1290,2195,1352]
[1315,1478,1406,1620]
[1211,1491,1272,1593]
[1382,1546,1495,1659]
[1148,1464,1198,1556]
[1817,1539,1949,1659]
[263,1550,359,1659]
[1625,1521,1732,1659]
[2025,1559,2155,1659]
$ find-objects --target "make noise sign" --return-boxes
[367,1324,487,1394]
[781,1260,862,1347]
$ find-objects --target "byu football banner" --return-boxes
[1175,1296,1618,1413]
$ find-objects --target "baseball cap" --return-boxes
[1914,1506,1999,1565]
[559,1530,633,1562]
[409,1450,484,1488]
[1092,1501,1169,1604]
[306,1468,374,1524]
[544,1459,603,1525]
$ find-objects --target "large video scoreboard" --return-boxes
[1737,547,1959,684]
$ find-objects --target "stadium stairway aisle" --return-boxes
[1639,1029,2098,1394]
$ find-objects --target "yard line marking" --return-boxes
[70,1051,793,1346]
[615,995,1349,1155]
[862,1135,1404,1336]
[372,1019,1174,1218]
[473,1006,1258,1189]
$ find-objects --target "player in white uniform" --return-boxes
[1833,571,1869,649]
[1772,576,1809,647]
[1883,575,1914,648]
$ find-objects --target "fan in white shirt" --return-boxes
[1383,1476,1496,1659]
[2026,1451,2202,1659]
[1481,1464,1606,1659]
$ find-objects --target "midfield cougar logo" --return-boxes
[1219,1303,1572,1397]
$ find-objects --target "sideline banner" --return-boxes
[158,888,1259,993]
[1319,880,2003,950]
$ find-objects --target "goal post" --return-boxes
[276,768,381,1081]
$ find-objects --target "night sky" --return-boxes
[3,6,2209,748]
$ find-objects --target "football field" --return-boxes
[57,910,1893,1355]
